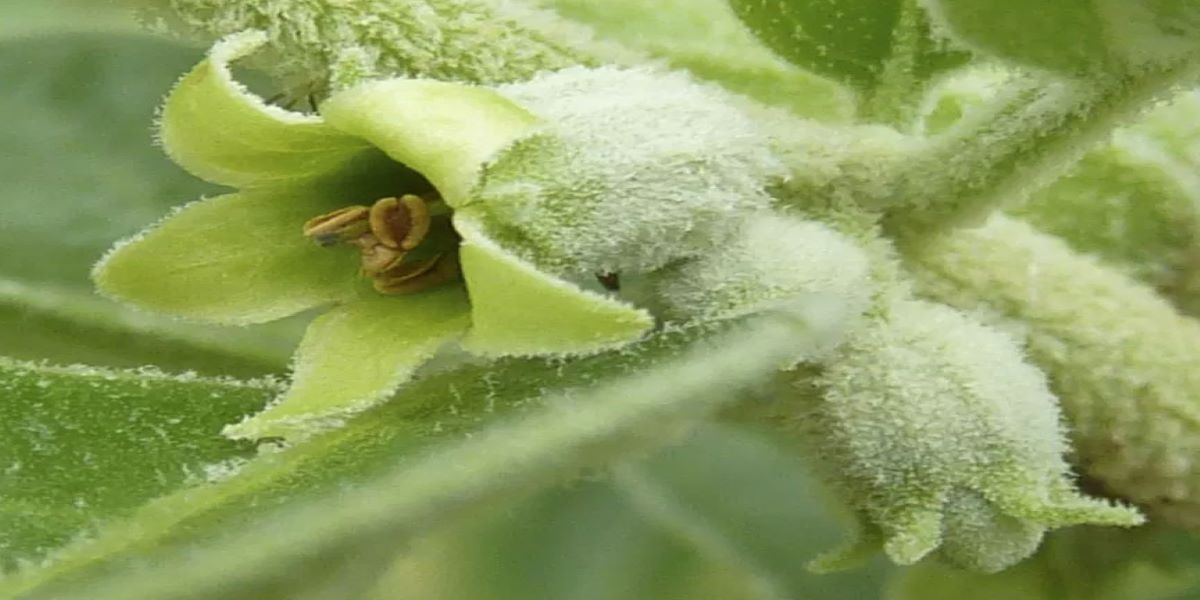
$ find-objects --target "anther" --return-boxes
[373,252,461,295]
[356,235,406,276]
[302,205,370,246]
[369,195,431,251]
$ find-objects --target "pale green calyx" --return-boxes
[476,66,785,275]
[90,30,804,441]
[789,298,1141,573]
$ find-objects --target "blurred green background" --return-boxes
[6,2,1200,599]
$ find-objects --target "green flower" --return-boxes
[92,31,669,440]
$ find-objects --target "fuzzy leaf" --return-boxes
[159,31,391,189]
[225,289,471,440]
[924,0,1110,75]
[0,31,299,374]
[455,214,653,356]
[319,77,539,207]
[0,279,291,377]
[94,190,363,326]
[0,358,275,569]
[728,0,968,100]
[6,315,827,599]
[924,0,1200,75]
[538,0,854,121]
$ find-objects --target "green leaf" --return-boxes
[537,0,853,121]
[924,0,1200,76]
[728,0,968,116]
[0,31,300,374]
[319,76,540,207]
[0,279,291,377]
[455,213,653,357]
[924,0,1110,75]
[225,289,471,440]
[0,357,275,569]
[613,425,892,600]
[6,314,826,599]
[94,190,363,325]
[160,31,393,190]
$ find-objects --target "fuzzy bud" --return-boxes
[626,212,873,356]
[474,66,784,276]
[784,298,1140,573]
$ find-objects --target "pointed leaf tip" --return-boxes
[224,288,471,440]
[93,190,362,325]
[454,213,653,357]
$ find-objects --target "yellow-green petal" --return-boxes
[160,31,382,189]
[454,212,653,357]
[93,190,360,325]
[320,78,539,207]
[224,288,471,440]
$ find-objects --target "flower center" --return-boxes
[302,194,461,295]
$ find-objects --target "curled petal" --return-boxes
[224,288,471,440]
[93,190,361,325]
[453,211,653,357]
[160,31,389,188]
[320,77,539,207]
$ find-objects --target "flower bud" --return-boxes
[786,298,1140,573]
[627,212,873,356]
[474,66,784,276]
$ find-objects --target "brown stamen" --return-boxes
[369,195,431,250]
[373,252,461,295]
[356,234,407,276]
[302,205,370,246]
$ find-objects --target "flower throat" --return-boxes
[302,194,460,294]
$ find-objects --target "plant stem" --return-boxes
[883,55,1200,237]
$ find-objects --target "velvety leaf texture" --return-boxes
[0,358,274,570]
[729,0,968,103]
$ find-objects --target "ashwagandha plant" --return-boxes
[5,0,1200,598]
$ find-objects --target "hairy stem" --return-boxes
[883,55,1200,236]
